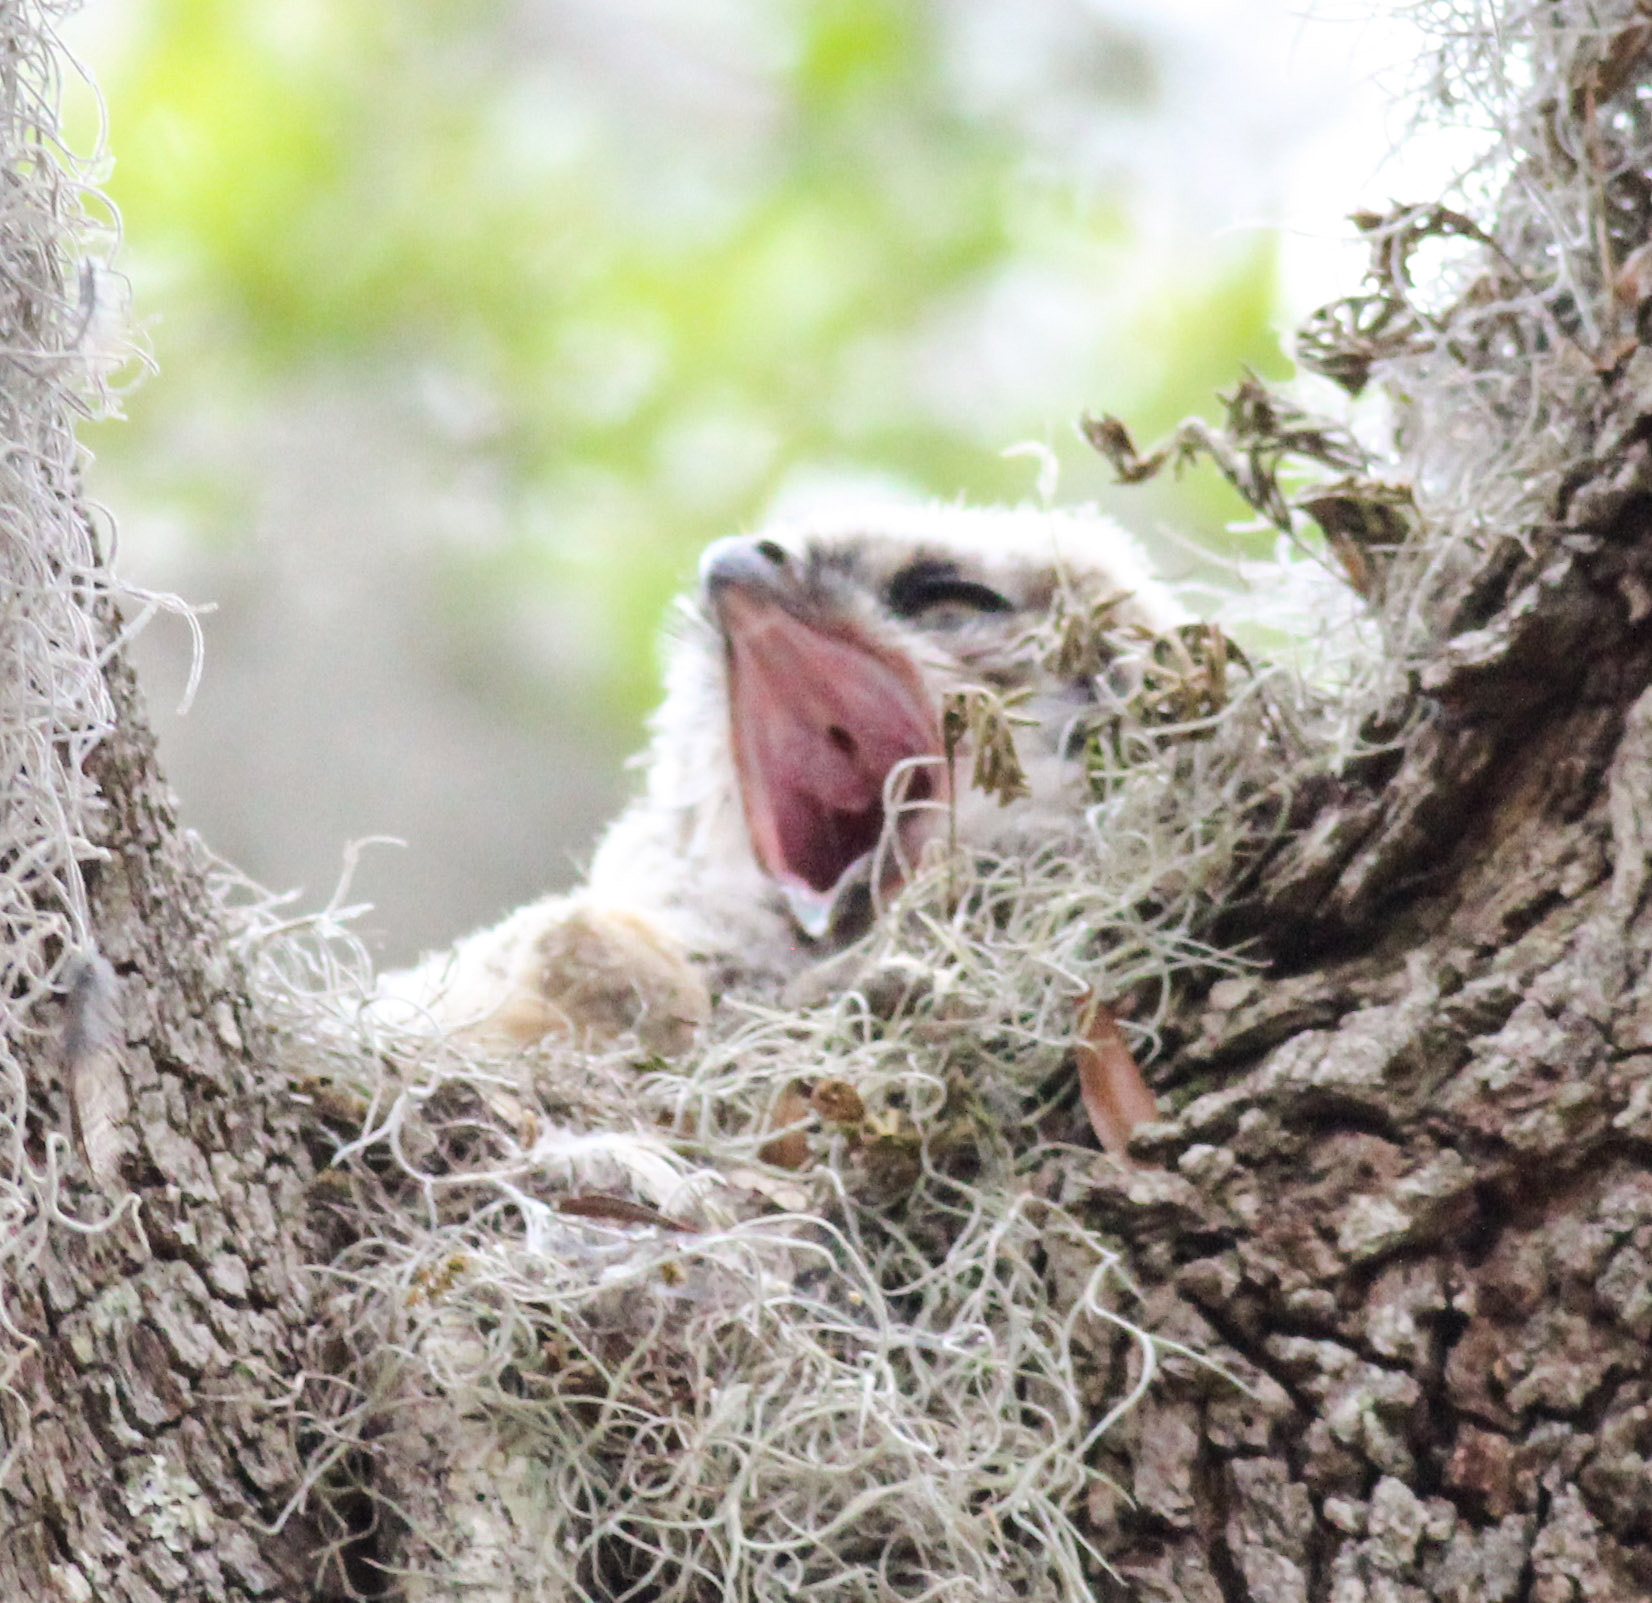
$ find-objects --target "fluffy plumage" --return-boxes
[377,501,1184,1051]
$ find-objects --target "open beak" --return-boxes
[702,537,948,938]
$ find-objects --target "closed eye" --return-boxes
[887,561,1014,620]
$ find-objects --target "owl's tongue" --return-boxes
[718,590,944,938]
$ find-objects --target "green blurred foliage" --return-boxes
[75,0,1285,720]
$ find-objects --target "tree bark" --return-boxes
[1078,276,1652,1603]
[2,654,328,1601]
[0,4,326,1595]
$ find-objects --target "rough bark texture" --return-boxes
[0,1,328,1593]
[1,653,327,1603]
[1079,356,1652,1601]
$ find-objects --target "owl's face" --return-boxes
[682,505,1186,943]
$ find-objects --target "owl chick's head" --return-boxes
[613,502,1187,958]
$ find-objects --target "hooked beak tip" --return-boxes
[700,535,791,599]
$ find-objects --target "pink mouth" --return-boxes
[717,587,946,935]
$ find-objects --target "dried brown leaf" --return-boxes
[758,1082,814,1171]
[942,686,1032,806]
[1084,374,1366,537]
[1076,997,1159,1161]
[810,1079,866,1126]
[555,1194,699,1232]
[1296,477,1415,600]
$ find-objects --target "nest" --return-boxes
[245,629,1327,1600]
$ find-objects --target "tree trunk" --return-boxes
[0,5,326,1595]
[5,2,1651,1601]
[1086,439,1652,1599]
[2,652,329,1601]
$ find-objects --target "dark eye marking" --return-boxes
[887,560,1014,619]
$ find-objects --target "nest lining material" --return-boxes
[249,642,1320,1600]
